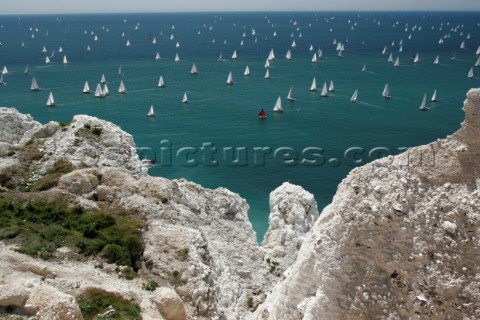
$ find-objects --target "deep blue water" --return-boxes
[0,12,478,241]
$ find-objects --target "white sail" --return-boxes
[382,83,390,98]
[100,74,106,84]
[265,59,270,68]
[118,80,126,93]
[320,82,329,97]
[287,86,295,101]
[433,55,439,64]
[328,80,335,92]
[176,42,180,48]
[291,39,296,48]
[0,73,3,85]
[382,46,387,55]
[86,45,91,52]
[191,63,198,74]
[182,92,188,103]
[126,39,131,47]
[42,45,47,53]
[83,81,90,94]
[63,55,68,64]
[476,46,480,55]
[95,83,104,97]
[309,44,314,51]
[413,53,419,63]
[24,65,29,74]
[45,56,50,64]
[312,53,317,63]
[310,77,317,91]
[158,76,165,88]
[226,71,234,85]
[388,53,394,63]
[174,53,180,62]
[155,52,161,60]
[264,69,270,79]
[94,35,98,41]
[475,56,480,67]
[362,64,366,72]
[460,41,465,49]
[268,48,275,61]
[152,37,156,44]
[419,93,427,111]
[394,57,400,67]
[244,65,250,76]
[232,50,237,59]
[273,96,283,112]
[102,83,109,96]
[350,89,358,103]
[46,92,55,106]
[318,50,323,59]
[31,77,40,91]
[285,50,292,60]
[118,65,122,75]
[431,89,437,102]
[467,67,474,78]
[147,105,155,117]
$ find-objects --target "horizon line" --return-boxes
[1,9,479,16]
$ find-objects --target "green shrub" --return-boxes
[77,288,141,320]
[91,127,102,135]
[58,121,69,127]
[101,244,130,266]
[143,280,158,291]
[145,260,154,270]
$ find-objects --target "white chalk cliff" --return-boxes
[0,88,479,319]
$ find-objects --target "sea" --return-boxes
[0,12,478,241]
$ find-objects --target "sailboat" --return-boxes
[102,83,109,96]
[312,53,317,63]
[63,55,68,64]
[394,57,400,67]
[388,53,394,63]
[83,81,90,94]
[100,74,106,84]
[318,50,323,59]
[476,46,480,55]
[265,59,270,68]
[431,89,437,102]
[310,77,317,91]
[467,67,474,78]
[433,55,439,64]
[155,52,161,60]
[362,64,366,72]
[86,45,91,52]
[258,108,267,119]
[413,53,419,63]
[126,39,131,47]
[244,65,251,76]
[273,96,283,112]
[182,92,188,103]
[42,45,47,53]
[94,83,104,98]
[475,57,480,67]
[45,56,50,64]
[287,86,295,101]
[24,65,29,75]
[0,73,3,85]
[268,49,275,61]
[226,71,234,85]
[191,63,198,74]
[382,83,390,98]
[147,105,155,117]
[285,50,292,60]
[118,80,126,93]
[158,76,165,88]
[291,39,296,48]
[350,89,358,103]
[118,65,122,76]
[328,80,335,92]
[46,92,55,107]
[232,50,238,59]
[30,77,40,91]
[419,93,428,111]
[264,69,270,79]
[174,53,180,62]
[320,82,329,97]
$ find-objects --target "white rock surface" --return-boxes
[251,89,480,319]
[262,182,319,276]
[0,107,40,145]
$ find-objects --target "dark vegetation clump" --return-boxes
[77,288,141,320]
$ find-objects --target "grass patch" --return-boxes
[0,164,29,191]
[77,288,141,320]
[0,196,143,268]
[142,280,159,291]
[18,141,44,162]
[30,159,74,192]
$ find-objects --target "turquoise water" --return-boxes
[0,12,478,241]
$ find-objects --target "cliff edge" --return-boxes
[252,89,480,319]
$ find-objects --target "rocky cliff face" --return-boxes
[252,89,480,319]
[0,88,479,320]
